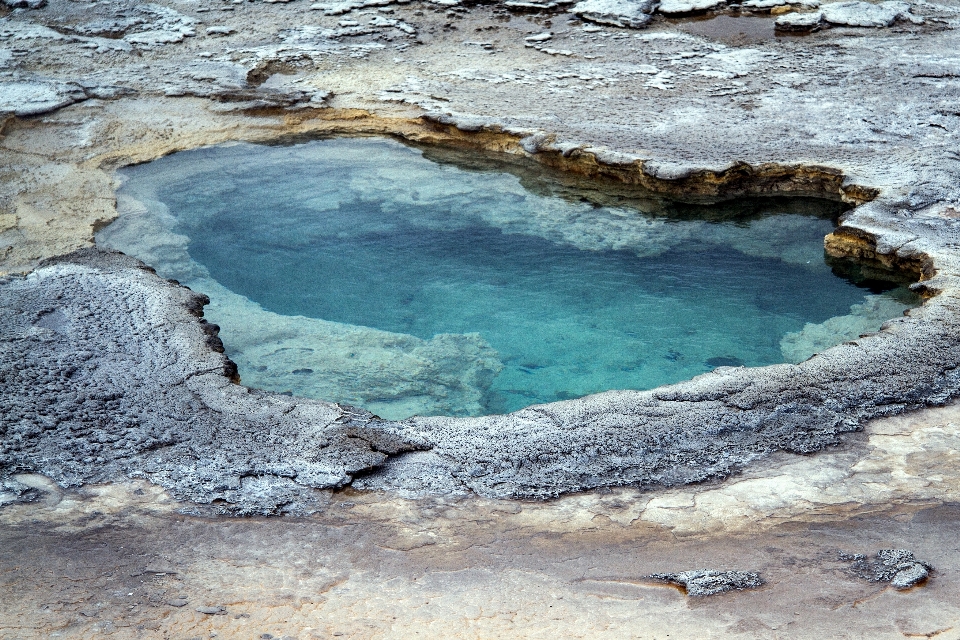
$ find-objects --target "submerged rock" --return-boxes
[705,355,744,367]
[649,570,763,596]
[203,277,505,420]
[97,191,504,421]
[780,295,912,364]
[571,0,658,28]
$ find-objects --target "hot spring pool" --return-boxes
[98,137,918,419]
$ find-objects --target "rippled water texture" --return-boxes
[99,137,917,418]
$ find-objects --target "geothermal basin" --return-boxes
[98,137,916,419]
[5,0,960,634]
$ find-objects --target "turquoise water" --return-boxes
[104,138,917,417]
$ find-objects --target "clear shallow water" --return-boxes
[102,137,918,418]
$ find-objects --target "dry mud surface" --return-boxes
[4,0,960,636]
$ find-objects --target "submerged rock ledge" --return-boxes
[3,188,960,512]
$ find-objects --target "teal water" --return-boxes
[104,137,917,417]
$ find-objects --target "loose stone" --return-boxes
[775,10,825,29]
[648,570,764,596]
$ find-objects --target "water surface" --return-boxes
[101,137,917,418]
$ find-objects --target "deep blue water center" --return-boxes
[107,138,916,417]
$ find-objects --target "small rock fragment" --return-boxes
[842,549,932,590]
[524,31,553,41]
[649,570,763,596]
[891,562,929,589]
[196,606,227,615]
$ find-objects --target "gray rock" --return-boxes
[891,562,929,589]
[649,570,763,596]
[0,80,87,117]
[525,32,553,42]
[571,0,657,27]
[743,0,818,7]
[78,83,137,101]
[0,478,40,506]
[821,0,911,27]
[310,0,412,15]
[842,549,932,589]
[2,0,46,9]
[195,606,226,615]
[657,0,725,14]
[122,4,197,48]
[66,17,145,38]
[507,0,575,8]
[775,10,825,30]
